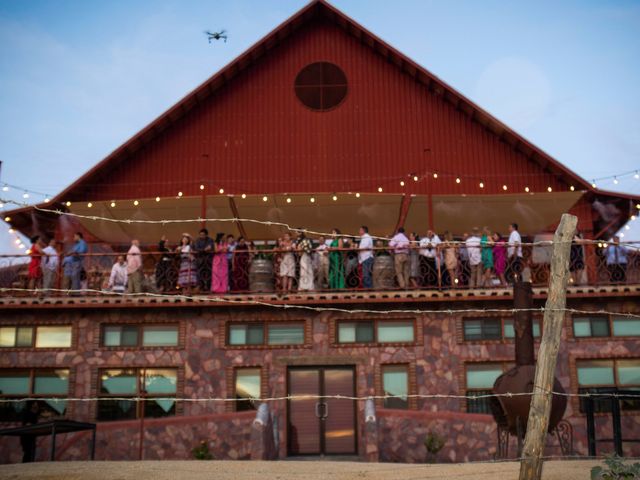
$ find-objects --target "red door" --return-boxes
[287,366,357,455]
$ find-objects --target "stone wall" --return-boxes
[0,295,638,463]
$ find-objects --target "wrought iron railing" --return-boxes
[0,240,638,296]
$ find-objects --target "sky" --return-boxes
[0,0,639,253]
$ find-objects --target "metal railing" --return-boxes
[0,240,638,296]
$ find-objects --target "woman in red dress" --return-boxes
[28,236,44,291]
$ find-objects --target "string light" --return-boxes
[455,177,461,184]
[8,228,14,234]
[310,197,315,203]
[635,171,639,180]
[44,198,50,203]
[413,175,419,182]
[219,188,224,194]
[502,185,508,191]
[199,184,205,190]
[110,202,116,208]
[87,202,93,208]
[262,196,268,202]
[22,192,29,199]
[525,187,530,193]
[65,201,71,207]
[399,180,405,187]
[14,239,20,244]
[570,186,575,191]
[613,177,619,185]
[155,197,160,202]
[4,216,10,222]
[178,191,183,197]
[133,200,139,206]
[241,194,247,199]
[591,182,597,189]
[377,187,383,192]
[479,182,484,189]
[547,187,553,192]
[355,193,360,198]
[286,197,292,204]
[1,186,8,192]
[332,195,338,201]
[433,173,438,179]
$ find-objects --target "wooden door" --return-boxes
[287,366,356,456]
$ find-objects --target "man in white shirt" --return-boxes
[108,255,128,293]
[507,223,523,283]
[126,239,143,294]
[358,226,374,289]
[419,230,441,287]
[41,238,59,293]
[389,227,410,289]
[465,228,482,288]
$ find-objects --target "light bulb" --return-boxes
[525,187,530,193]
[547,187,552,192]
[87,202,93,208]
[355,193,360,198]
[4,216,11,222]
[625,225,630,230]
[413,175,419,182]
[286,197,292,203]
[219,188,224,194]
[433,173,438,179]
[2,186,8,192]
[479,182,484,188]
[570,186,575,191]
[8,228,14,234]
[14,239,20,244]
[502,185,508,191]
[110,202,116,208]
[262,196,268,202]
[631,215,636,221]
[613,177,619,185]
[455,178,461,184]
[377,187,383,192]
[310,197,315,203]
[155,197,160,202]
[200,184,205,190]
[23,193,29,199]
[178,191,183,197]
[400,181,405,187]
[619,233,625,238]
[332,195,337,201]
[133,200,139,206]
[634,171,639,180]
[65,201,71,207]
[44,198,50,203]
[241,193,247,199]
[591,182,597,189]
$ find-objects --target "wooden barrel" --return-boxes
[249,258,275,292]
[373,255,396,289]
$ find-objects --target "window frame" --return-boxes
[100,324,180,348]
[571,314,640,339]
[462,317,541,342]
[336,319,417,345]
[575,358,640,413]
[233,367,262,412]
[464,361,513,414]
[0,324,73,349]
[0,368,70,421]
[381,364,410,410]
[225,320,308,348]
[96,367,179,421]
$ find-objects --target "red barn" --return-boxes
[1,0,638,464]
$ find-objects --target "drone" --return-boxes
[205,30,228,43]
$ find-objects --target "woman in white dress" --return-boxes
[296,231,315,291]
[279,233,296,293]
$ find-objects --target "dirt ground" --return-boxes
[0,459,603,480]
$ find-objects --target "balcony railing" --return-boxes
[0,241,638,297]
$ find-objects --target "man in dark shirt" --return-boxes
[193,229,214,291]
[20,401,40,463]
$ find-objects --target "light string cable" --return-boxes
[1,199,638,248]
[1,287,639,319]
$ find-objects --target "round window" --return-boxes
[294,62,347,111]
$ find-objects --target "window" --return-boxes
[0,325,71,348]
[0,369,69,422]
[102,324,178,347]
[382,365,408,409]
[227,322,305,346]
[294,62,348,111]
[465,363,512,414]
[576,359,640,413]
[337,320,415,344]
[573,316,610,338]
[463,318,540,341]
[612,316,640,337]
[235,368,261,412]
[98,368,177,421]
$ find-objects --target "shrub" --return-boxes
[191,440,213,460]
[424,430,446,463]
[591,454,640,480]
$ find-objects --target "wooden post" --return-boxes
[519,213,577,480]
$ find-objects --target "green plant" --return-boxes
[191,440,213,460]
[423,430,446,463]
[591,454,640,480]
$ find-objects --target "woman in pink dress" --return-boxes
[492,232,507,287]
[211,233,229,293]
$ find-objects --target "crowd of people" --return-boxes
[21,223,634,295]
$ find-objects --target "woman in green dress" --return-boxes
[481,226,494,287]
[329,228,345,289]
